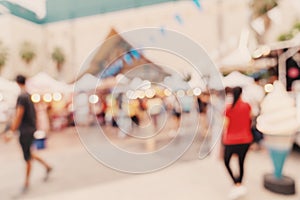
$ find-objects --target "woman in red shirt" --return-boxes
[223,87,253,199]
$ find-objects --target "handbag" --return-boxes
[251,118,263,143]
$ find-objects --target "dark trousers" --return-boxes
[130,115,139,126]
[19,134,34,161]
[224,144,250,184]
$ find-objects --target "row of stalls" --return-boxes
[26,72,74,132]
[0,72,120,132]
[0,27,275,134]
[0,72,205,132]
[71,28,212,127]
[8,28,300,134]
[0,72,73,132]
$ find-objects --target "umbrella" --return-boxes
[223,71,254,88]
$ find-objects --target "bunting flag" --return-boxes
[174,14,184,25]
[114,59,123,69]
[123,53,133,65]
[130,49,141,60]
[101,59,123,78]
[193,0,202,10]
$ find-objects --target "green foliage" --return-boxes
[51,47,65,72]
[277,21,300,41]
[19,41,36,63]
[51,47,65,65]
[278,33,294,41]
[0,41,8,69]
[250,0,278,18]
[293,22,300,31]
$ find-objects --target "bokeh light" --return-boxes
[31,94,41,103]
[43,93,52,103]
[145,89,156,98]
[176,90,185,98]
[163,89,172,96]
[193,88,202,96]
[187,89,194,96]
[53,92,62,102]
[136,90,145,99]
[264,83,274,93]
[89,94,99,104]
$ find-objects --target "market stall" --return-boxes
[222,71,254,88]
[26,72,73,131]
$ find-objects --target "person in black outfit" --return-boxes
[5,75,52,192]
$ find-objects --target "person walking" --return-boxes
[5,75,52,193]
[222,87,253,199]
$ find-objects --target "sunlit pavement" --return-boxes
[1,124,299,200]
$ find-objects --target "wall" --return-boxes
[0,15,44,79]
[0,0,250,82]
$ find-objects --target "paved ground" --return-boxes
[1,122,300,200]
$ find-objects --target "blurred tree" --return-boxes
[249,0,278,44]
[0,41,8,73]
[51,47,65,72]
[277,21,300,41]
[293,22,300,31]
[20,41,36,64]
[278,33,293,41]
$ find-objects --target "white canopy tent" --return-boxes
[0,77,20,95]
[222,71,265,112]
[0,77,20,107]
[222,71,254,88]
[27,72,73,94]
[121,29,223,91]
[0,77,20,123]
[74,73,99,92]
[219,48,251,70]
[74,73,117,93]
